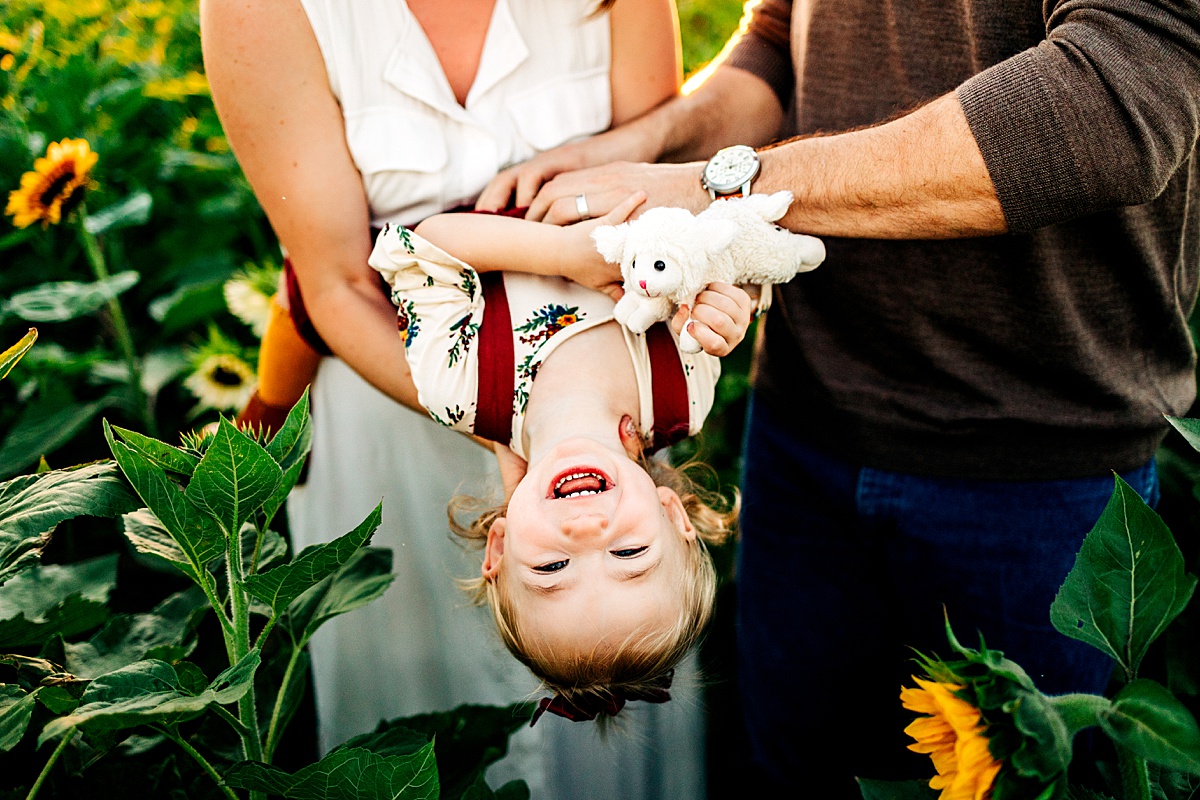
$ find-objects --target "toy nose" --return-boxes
[639,280,647,291]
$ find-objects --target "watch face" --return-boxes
[704,146,759,192]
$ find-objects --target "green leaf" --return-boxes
[106,425,199,477]
[280,547,395,646]
[106,422,225,585]
[1008,690,1073,781]
[122,509,189,576]
[1049,693,1113,736]
[0,554,116,648]
[1101,679,1200,774]
[360,703,535,800]
[460,774,530,800]
[185,419,282,536]
[39,650,261,744]
[242,503,381,616]
[0,329,37,380]
[0,461,138,585]
[261,458,305,531]
[37,686,79,715]
[1166,417,1200,456]
[224,742,439,800]
[0,393,119,479]
[265,389,312,469]
[63,588,207,679]
[83,191,152,236]
[1147,762,1200,800]
[0,685,38,751]
[857,777,940,800]
[1050,476,1198,680]
[2,272,140,323]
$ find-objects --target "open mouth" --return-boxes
[548,467,614,499]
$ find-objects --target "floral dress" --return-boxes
[369,224,721,460]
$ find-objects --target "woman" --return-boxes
[200,0,705,796]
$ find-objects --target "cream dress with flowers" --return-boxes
[286,1,706,797]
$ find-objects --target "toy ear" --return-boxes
[702,219,737,257]
[591,224,628,264]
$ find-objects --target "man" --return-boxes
[478,0,1200,792]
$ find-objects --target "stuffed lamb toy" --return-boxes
[591,190,826,353]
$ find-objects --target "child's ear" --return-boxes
[591,224,627,264]
[482,518,506,579]
[656,486,698,542]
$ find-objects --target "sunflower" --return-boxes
[223,261,280,337]
[902,677,1003,800]
[6,138,99,229]
[185,353,256,412]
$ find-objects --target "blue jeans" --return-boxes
[736,392,1159,796]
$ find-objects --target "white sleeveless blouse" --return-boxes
[298,0,612,225]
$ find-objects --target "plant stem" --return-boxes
[24,728,75,800]
[225,527,266,800]
[1117,744,1152,800]
[263,644,303,763]
[211,703,252,739]
[159,727,242,800]
[76,214,155,435]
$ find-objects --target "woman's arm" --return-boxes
[475,0,682,211]
[200,0,423,412]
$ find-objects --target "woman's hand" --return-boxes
[475,142,592,212]
[670,282,756,357]
[558,191,647,298]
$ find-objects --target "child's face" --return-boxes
[483,437,698,657]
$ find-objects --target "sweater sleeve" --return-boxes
[724,0,795,110]
[957,0,1200,233]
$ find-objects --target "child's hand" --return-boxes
[671,283,755,357]
[560,191,647,297]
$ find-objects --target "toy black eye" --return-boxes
[653,260,666,271]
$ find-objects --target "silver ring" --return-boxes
[575,194,591,221]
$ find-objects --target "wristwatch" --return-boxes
[701,144,760,200]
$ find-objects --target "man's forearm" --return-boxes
[761,93,1005,238]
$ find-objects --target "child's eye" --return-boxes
[611,546,648,558]
[533,560,568,573]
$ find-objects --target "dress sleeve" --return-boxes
[724,0,794,111]
[368,225,484,434]
[956,0,1200,233]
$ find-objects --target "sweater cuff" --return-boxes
[726,34,794,113]
[956,48,1093,234]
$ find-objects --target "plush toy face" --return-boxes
[592,207,722,300]
[625,243,691,299]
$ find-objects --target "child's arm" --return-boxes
[413,193,646,294]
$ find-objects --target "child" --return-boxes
[368,195,757,723]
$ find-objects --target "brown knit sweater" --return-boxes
[728,0,1200,479]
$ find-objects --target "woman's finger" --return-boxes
[515,163,556,209]
[476,168,518,211]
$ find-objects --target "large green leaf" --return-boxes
[2,271,140,323]
[461,776,530,800]
[0,461,138,585]
[0,329,37,380]
[0,554,116,648]
[242,504,381,615]
[83,191,152,236]
[39,650,261,744]
[1008,690,1073,781]
[63,588,208,679]
[0,685,38,751]
[1101,679,1200,774]
[265,390,312,469]
[223,742,439,800]
[0,393,119,479]
[352,703,533,800]
[106,424,199,477]
[1050,476,1197,681]
[185,419,281,536]
[1147,762,1200,800]
[122,509,190,578]
[280,547,395,646]
[106,423,225,585]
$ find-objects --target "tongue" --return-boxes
[558,475,604,496]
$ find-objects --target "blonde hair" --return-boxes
[449,454,738,710]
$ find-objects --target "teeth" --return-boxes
[554,472,603,491]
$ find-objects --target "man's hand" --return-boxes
[475,143,592,212]
[558,191,647,297]
[670,282,755,357]
[527,161,710,224]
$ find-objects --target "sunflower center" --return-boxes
[38,170,76,207]
[210,365,245,386]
